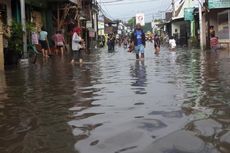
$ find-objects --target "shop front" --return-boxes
[208,0,230,50]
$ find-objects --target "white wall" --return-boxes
[171,21,184,37]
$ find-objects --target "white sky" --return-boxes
[97,0,173,22]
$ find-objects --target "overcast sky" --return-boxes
[97,0,172,22]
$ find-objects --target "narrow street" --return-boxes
[0,43,230,153]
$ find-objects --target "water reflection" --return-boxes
[1,46,230,153]
[0,59,77,153]
[0,71,7,103]
[130,60,147,94]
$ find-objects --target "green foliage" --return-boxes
[143,22,152,33]
[26,22,36,32]
[8,21,23,55]
[154,19,163,23]
[188,36,199,48]
[128,17,136,26]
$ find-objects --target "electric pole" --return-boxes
[172,0,175,17]
[205,0,210,49]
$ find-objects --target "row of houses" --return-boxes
[162,0,229,50]
[0,0,100,54]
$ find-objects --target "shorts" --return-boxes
[211,46,218,52]
[57,42,64,47]
[73,49,83,60]
[135,44,145,54]
[154,44,160,49]
[39,40,48,49]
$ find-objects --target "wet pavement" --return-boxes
[0,42,230,153]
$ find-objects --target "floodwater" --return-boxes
[0,43,230,153]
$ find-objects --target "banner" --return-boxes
[208,0,230,9]
[184,8,194,21]
[136,13,145,26]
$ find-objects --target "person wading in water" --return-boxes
[131,23,146,60]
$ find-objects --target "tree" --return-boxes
[127,17,136,28]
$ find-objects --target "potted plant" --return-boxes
[5,21,23,65]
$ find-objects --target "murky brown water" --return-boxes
[0,43,230,153]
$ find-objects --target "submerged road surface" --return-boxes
[0,42,230,153]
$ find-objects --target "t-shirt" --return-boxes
[39,31,48,41]
[210,37,218,47]
[169,39,176,48]
[31,32,39,45]
[154,36,160,46]
[135,30,143,46]
[72,32,82,51]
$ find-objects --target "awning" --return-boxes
[69,0,78,5]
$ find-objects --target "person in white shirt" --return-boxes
[71,27,84,64]
[169,36,176,51]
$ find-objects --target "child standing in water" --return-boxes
[210,33,218,53]
[169,36,176,51]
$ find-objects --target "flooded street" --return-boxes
[0,43,230,153]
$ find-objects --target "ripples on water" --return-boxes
[0,43,230,153]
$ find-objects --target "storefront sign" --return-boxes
[184,8,194,21]
[86,21,92,28]
[89,28,95,38]
[208,0,230,9]
[98,22,104,30]
[89,31,95,38]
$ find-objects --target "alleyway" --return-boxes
[0,43,230,153]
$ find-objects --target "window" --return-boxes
[0,3,7,25]
[217,10,230,40]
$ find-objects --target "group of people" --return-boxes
[30,25,85,63]
[36,24,220,65]
[40,24,220,65]
[127,23,177,60]
[31,26,66,58]
[127,24,220,60]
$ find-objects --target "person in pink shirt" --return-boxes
[53,30,66,56]
[210,33,218,53]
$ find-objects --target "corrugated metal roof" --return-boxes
[172,0,200,21]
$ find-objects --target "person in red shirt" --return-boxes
[210,33,218,53]
[52,30,66,56]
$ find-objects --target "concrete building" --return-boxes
[206,0,230,50]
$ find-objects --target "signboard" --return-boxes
[208,0,230,9]
[136,13,145,26]
[89,30,95,38]
[98,15,104,22]
[86,21,92,28]
[184,8,194,21]
[98,22,104,29]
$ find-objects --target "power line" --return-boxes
[99,0,124,3]
[97,0,172,20]
[102,0,159,6]
[98,0,115,20]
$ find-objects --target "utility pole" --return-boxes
[199,1,204,50]
[0,13,4,71]
[205,0,210,49]
[172,0,175,17]
[20,0,27,58]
